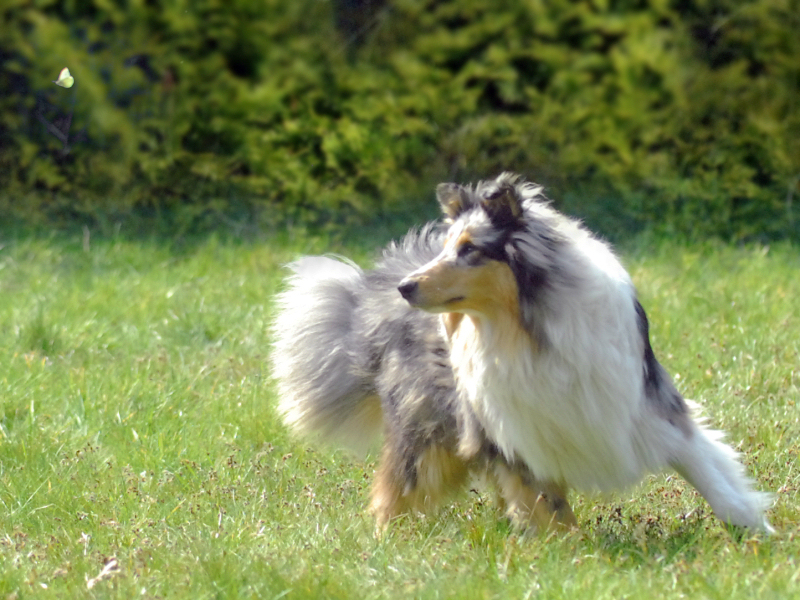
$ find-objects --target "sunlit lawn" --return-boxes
[1,228,798,599]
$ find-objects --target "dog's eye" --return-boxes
[457,242,481,260]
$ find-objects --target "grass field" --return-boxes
[1,227,798,599]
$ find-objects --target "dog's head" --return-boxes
[398,173,570,330]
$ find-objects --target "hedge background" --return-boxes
[1,0,798,239]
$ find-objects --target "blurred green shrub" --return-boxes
[1,0,798,239]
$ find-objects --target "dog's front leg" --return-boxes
[490,460,577,533]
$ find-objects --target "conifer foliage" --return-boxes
[1,0,797,237]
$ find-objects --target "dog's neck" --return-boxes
[441,309,538,355]
[441,309,520,396]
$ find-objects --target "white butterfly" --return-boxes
[53,67,75,88]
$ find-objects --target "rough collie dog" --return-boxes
[271,173,772,534]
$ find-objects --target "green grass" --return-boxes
[0,229,798,599]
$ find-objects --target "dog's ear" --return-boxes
[436,183,473,220]
[481,181,523,227]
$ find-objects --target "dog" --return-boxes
[270,173,773,534]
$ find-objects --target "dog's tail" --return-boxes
[670,419,774,533]
[270,256,381,455]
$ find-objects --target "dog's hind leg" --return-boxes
[666,421,773,533]
[369,440,412,529]
[369,437,470,530]
[490,460,577,532]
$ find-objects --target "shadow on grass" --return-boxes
[577,504,763,567]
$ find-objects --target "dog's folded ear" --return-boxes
[481,181,523,227]
[436,183,474,220]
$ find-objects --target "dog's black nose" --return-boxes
[398,280,418,301]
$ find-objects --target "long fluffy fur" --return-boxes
[271,173,773,533]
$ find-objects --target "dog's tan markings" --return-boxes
[411,254,521,321]
[458,261,519,318]
[442,313,464,338]
[454,231,474,252]
[410,445,470,508]
[369,442,409,529]
[490,463,577,532]
[369,443,469,531]
[442,223,467,253]
[437,261,520,324]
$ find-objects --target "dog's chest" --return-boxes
[447,316,646,491]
